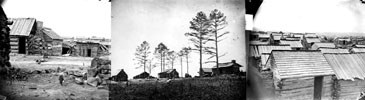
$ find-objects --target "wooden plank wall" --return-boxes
[74,43,100,57]
[49,40,62,56]
[274,76,333,100]
[335,79,365,100]
[261,71,275,96]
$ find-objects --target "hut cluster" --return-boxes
[112,60,244,82]
[8,18,110,57]
[248,30,365,100]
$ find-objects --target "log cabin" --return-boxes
[311,42,336,50]
[158,69,179,79]
[265,50,335,100]
[113,69,128,81]
[8,18,38,54]
[324,53,365,100]
[212,60,242,75]
[41,27,63,56]
[73,41,109,57]
[302,36,321,50]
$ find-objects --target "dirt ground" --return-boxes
[0,55,109,100]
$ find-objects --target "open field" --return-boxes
[0,55,108,100]
[110,76,246,100]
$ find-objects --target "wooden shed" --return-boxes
[303,37,321,49]
[311,42,336,50]
[113,69,128,81]
[270,34,283,45]
[61,41,76,55]
[158,69,179,79]
[288,33,304,39]
[324,54,365,100]
[266,50,335,100]
[41,27,63,56]
[201,68,213,77]
[133,72,150,79]
[212,60,242,75]
[8,18,38,54]
[73,42,108,57]
[258,33,270,42]
[304,33,318,38]
[334,38,353,48]
[279,40,304,50]
[254,45,291,70]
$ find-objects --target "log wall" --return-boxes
[273,76,333,100]
[333,79,365,100]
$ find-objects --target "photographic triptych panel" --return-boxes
[0,0,111,100]
[0,0,364,100]
[247,0,365,100]
[111,0,246,99]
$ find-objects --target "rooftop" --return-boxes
[268,50,335,79]
[8,18,36,36]
[324,54,365,80]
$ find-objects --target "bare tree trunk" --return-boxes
[161,54,163,72]
[214,27,220,75]
[149,60,152,74]
[180,57,183,77]
[199,35,203,76]
[162,56,164,72]
[143,59,146,72]
[186,54,189,75]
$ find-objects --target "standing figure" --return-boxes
[59,73,64,86]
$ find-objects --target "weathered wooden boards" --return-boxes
[261,71,275,96]
[333,79,365,100]
[273,76,333,100]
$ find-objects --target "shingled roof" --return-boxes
[311,42,336,50]
[319,48,350,54]
[267,50,335,79]
[213,60,242,68]
[324,54,365,80]
[42,27,62,40]
[257,45,291,54]
[352,48,365,53]
[306,38,321,43]
[280,40,304,48]
[8,18,36,36]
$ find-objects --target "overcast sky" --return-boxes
[254,0,365,36]
[111,0,245,78]
[3,0,111,38]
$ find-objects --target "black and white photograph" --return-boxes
[0,0,111,99]
[1,0,364,100]
[247,0,365,100]
[110,0,246,99]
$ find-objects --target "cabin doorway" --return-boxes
[87,49,92,57]
[62,47,70,54]
[313,76,324,100]
[18,37,27,54]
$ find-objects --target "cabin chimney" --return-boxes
[231,60,236,64]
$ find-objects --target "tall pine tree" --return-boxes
[134,41,151,72]
[185,11,211,76]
